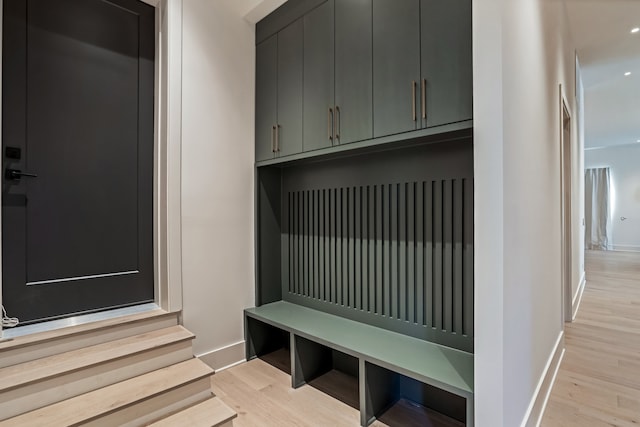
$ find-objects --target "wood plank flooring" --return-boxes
[211,352,462,426]
[541,250,640,426]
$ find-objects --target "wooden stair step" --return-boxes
[148,396,237,427]
[0,326,195,420]
[0,309,179,369]
[0,358,214,427]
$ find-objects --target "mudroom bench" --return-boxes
[245,301,474,426]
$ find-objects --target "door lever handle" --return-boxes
[5,169,38,181]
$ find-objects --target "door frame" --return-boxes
[559,84,573,324]
[0,0,184,333]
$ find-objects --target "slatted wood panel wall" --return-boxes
[274,139,474,352]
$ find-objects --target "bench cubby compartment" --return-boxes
[245,315,291,374]
[293,335,360,409]
[364,361,466,426]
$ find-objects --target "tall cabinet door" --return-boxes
[335,0,372,145]
[421,0,472,128]
[256,35,277,162]
[372,0,420,138]
[277,19,304,157]
[303,0,334,152]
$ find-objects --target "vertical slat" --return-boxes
[305,191,310,297]
[390,184,398,319]
[336,188,343,305]
[319,190,325,301]
[443,180,453,333]
[463,178,474,336]
[288,192,293,294]
[293,192,298,295]
[362,186,369,312]
[398,183,407,322]
[375,186,383,315]
[355,186,362,310]
[425,182,433,328]
[454,179,464,335]
[314,190,319,299]
[407,182,415,324]
[348,187,355,308]
[308,191,312,298]
[330,188,336,304]
[307,191,312,298]
[416,182,424,326]
[369,186,376,313]
[382,185,389,316]
[433,181,443,330]
[343,188,350,306]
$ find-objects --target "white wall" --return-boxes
[474,0,579,425]
[181,0,256,360]
[586,144,640,251]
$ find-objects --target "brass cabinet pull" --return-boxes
[412,81,417,121]
[271,125,276,153]
[421,79,427,120]
[328,108,334,142]
[335,106,340,142]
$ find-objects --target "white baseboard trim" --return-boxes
[520,331,565,427]
[572,273,586,321]
[609,244,640,252]
[197,340,246,372]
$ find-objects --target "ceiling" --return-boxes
[565,0,640,149]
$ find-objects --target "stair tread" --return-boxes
[0,309,174,352]
[148,396,237,427]
[1,358,213,427]
[0,325,194,392]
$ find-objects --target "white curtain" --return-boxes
[585,167,610,250]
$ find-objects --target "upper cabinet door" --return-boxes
[335,0,372,145]
[421,0,472,128]
[277,19,304,157]
[303,0,334,152]
[372,0,420,139]
[256,35,278,162]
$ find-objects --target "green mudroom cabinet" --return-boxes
[249,0,474,426]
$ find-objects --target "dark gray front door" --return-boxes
[2,0,155,324]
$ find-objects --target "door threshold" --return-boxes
[1,303,160,340]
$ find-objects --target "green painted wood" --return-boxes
[454,179,464,335]
[416,182,424,326]
[443,180,453,333]
[256,0,327,44]
[424,181,433,328]
[292,334,333,388]
[335,0,373,145]
[407,182,415,324]
[255,36,277,162]
[303,0,334,152]
[245,301,474,397]
[255,121,472,167]
[463,178,474,337]
[257,168,282,305]
[277,19,303,158]
[421,0,472,128]
[363,361,399,426]
[372,0,420,138]
[275,140,474,351]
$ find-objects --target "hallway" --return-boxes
[542,250,640,426]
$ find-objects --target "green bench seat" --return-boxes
[245,301,474,426]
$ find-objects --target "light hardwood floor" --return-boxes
[541,250,640,426]
[211,350,463,426]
